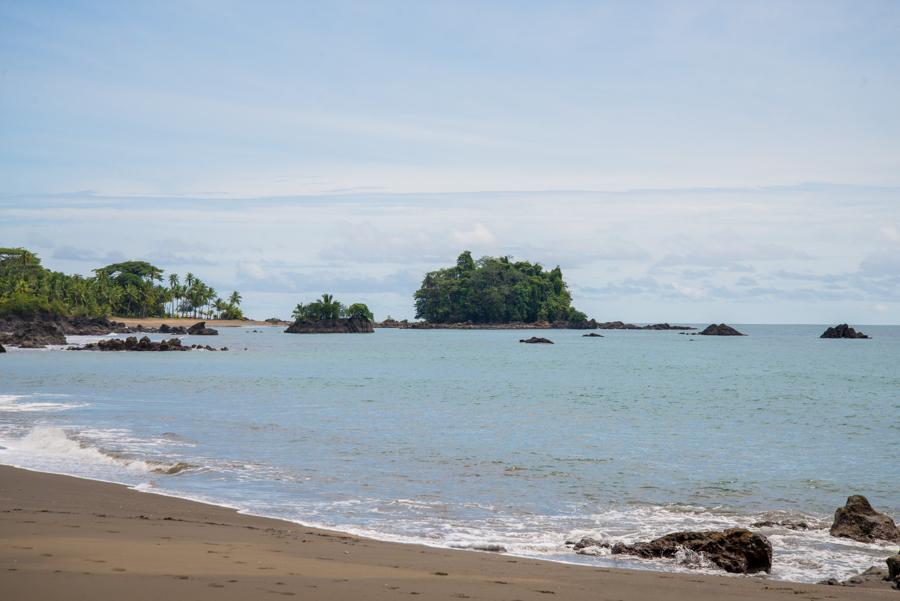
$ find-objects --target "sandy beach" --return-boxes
[112,317,288,328]
[0,466,892,601]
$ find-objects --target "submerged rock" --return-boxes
[187,321,218,335]
[582,332,604,337]
[829,495,900,543]
[519,336,553,344]
[285,317,374,334]
[608,528,772,574]
[820,324,870,339]
[750,519,809,531]
[699,323,745,336]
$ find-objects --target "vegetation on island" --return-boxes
[413,251,588,324]
[291,294,374,322]
[0,247,244,320]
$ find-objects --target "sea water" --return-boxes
[1,325,898,583]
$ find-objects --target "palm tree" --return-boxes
[228,290,241,307]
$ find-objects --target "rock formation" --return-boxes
[594,321,694,330]
[0,343,5,353]
[187,321,218,335]
[159,324,188,334]
[0,320,67,348]
[829,495,900,543]
[73,336,190,352]
[820,324,870,339]
[699,323,745,336]
[582,332,604,337]
[573,528,772,574]
[519,336,553,344]
[284,317,374,334]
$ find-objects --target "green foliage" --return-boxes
[292,294,373,322]
[414,251,587,324]
[0,247,244,320]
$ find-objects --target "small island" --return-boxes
[412,251,594,328]
[285,294,374,334]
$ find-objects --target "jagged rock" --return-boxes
[187,321,218,335]
[519,336,553,344]
[829,495,900,543]
[571,537,607,551]
[0,320,67,348]
[73,336,192,352]
[595,321,694,330]
[285,317,374,334]
[699,323,745,336]
[0,343,5,353]
[583,332,604,337]
[821,324,870,339]
[608,528,772,574]
[159,324,188,334]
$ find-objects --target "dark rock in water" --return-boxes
[609,528,772,574]
[750,519,809,531]
[641,323,695,330]
[0,320,67,348]
[820,324,870,339]
[582,332,604,337]
[159,324,188,335]
[829,495,900,543]
[73,336,192,352]
[595,321,695,330]
[572,537,608,552]
[519,336,553,344]
[187,321,218,335]
[699,323,745,336]
[285,317,374,334]
[0,343,5,353]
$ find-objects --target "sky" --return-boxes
[1,1,899,323]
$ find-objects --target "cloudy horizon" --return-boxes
[2,1,899,323]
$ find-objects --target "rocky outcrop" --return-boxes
[829,495,900,543]
[159,324,188,334]
[73,336,190,352]
[520,336,553,344]
[285,317,374,334]
[574,529,772,574]
[187,321,218,335]
[583,332,604,337]
[699,323,745,336]
[0,343,5,353]
[821,324,870,339]
[595,321,694,330]
[0,320,67,348]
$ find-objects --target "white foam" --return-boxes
[0,426,156,473]
[0,393,87,413]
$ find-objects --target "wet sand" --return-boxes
[0,466,892,600]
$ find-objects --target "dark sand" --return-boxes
[1,466,893,600]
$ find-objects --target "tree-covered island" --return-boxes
[285,294,375,334]
[412,251,592,326]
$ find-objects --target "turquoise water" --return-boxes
[1,325,898,582]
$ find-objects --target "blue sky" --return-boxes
[1,1,899,322]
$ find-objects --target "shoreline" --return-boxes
[1,465,892,600]
[111,317,288,328]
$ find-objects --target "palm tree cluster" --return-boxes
[292,294,373,322]
[0,247,244,320]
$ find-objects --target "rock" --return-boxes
[820,324,870,339]
[187,321,218,335]
[699,323,745,336]
[73,336,192,352]
[285,317,374,334]
[519,337,553,344]
[0,343,5,353]
[158,324,188,334]
[594,321,694,330]
[0,320,67,348]
[820,564,899,590]
[609,528,772,574]
[829,495,900,543]
[583,332,604,337]
[887,555,900,586]
[571,537,608,551]
[750,519,809,530]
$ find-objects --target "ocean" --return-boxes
[1,325,898,583]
